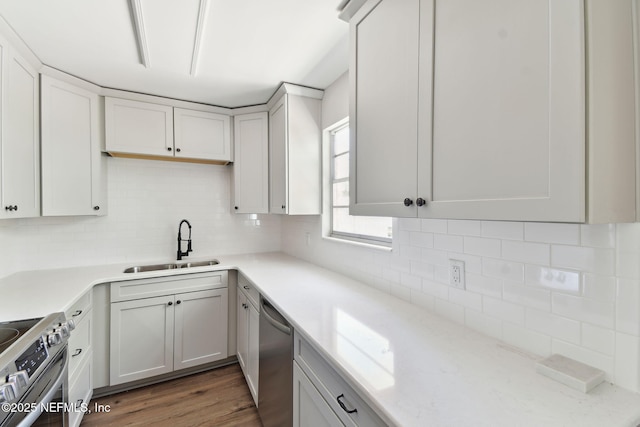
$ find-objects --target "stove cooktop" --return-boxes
[0,318,42,354]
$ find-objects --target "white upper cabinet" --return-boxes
[105,97,174,157]
[174,108,232,162]
[233,112,269,214]
[105,97,232,163]
[268,84,322,215]
[0,34,40,219]
[349,0,419,218]
[41,75,107,216]
[350,0,636,223]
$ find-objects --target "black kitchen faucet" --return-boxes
[177,219,193,260]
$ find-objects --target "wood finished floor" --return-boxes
[81,363,262,427]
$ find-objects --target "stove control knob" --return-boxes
[47,331,62,347]
[0,382,16,403]
[55,324,70,339]
[65,319,76,331]
[7,371,28,394]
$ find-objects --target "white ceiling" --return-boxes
[0,0,349,107]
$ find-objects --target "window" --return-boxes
[328,121,392,246]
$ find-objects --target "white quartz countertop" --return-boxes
[1,252,639,426]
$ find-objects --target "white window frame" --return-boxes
[323,118,392,248]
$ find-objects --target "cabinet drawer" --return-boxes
[294,332,387,427]
[238,273,259,308]
[111,271,228,302]
[69,351,92,427]
[68,309,92,378]
[66,291,91,322]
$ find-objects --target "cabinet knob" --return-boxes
[403,198,414,207]
[234,206,238,210]
[5,205,18,211]
[167,147,172,152]
[281,205,286,210]
[176,300,181,305]
[168,301,173,306]
[93,206,100,211]
[176,148,181,153]
[416,198,426,207]
[243,285,250,290]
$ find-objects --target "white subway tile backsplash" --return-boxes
[582,274,616,302]
[481,221,524,241]
[525,223,580,245]
[448,220,482,236]
[449,287,482,311]
[433,234,464,252]
[400,272,422,290]
[421,279,450,300]
[483,297,525,325]
[409,231,434,248]
[463,236,501,258]
[503,323,551,356]
[421,219,448,234]
[525,309,580,344]
[503,281,551,311]
[502,240,550,265]
[410,261,435,280]
[582,324,615,356]
[465,273,502,298]
[551,245,615,276]
[482,258,525,282]
[421,248,449,266]
[552,294,615,329]
[580,224,615,248]
[616,278,640,336]
[614,333,640,392]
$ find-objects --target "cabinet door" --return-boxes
[174,288,228,370]
[236,289,248,371]
[0,39,40,219]
[419,0,585,222]
[174,108,232,161]
[349,0,419,218]
[41,76,106,216]
[293,363,345,427]
[233,112,269,214]
[110,295,174,385]
[246,301,260,405]
[269,95,288,213]
[105,97,174,157]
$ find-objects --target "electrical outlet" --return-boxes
[449,259,465,289]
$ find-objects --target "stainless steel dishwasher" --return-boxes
[258,295,293,427]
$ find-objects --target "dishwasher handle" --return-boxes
[261,299,292,335]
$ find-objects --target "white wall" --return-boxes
[282,72,640,393]
[0,157,281,278]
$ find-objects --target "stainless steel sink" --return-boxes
[123,259,219,273]
[178,260,220,268]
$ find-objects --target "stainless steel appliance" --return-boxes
[0,313,74,427]
[258,296,293,427]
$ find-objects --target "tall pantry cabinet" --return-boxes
[349,0,637,223]
[0,32,39,219]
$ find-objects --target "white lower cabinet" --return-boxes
[109,273,228,386]
[293,332,387,427]
[294,363,345,427]
[66,291,93,427]
[236,274,259,405]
